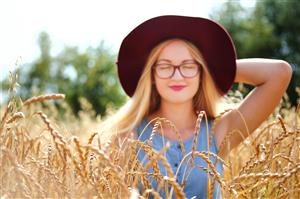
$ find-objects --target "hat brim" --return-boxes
[117,15,237,97]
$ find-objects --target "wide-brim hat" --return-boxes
[117,15,237,97]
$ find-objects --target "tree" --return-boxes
[210,0,300,106]
[2,32,126,116]
[53,43,126,116]
[23,32,52,95]
[257,0,300,105]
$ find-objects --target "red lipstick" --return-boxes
[169,85,186,91]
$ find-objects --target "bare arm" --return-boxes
[216,58,293,157]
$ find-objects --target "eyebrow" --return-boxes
[156,59,196,64]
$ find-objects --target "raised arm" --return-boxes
[216,58,293,157]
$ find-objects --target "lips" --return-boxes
[169,85,186,91]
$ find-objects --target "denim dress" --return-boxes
[135,118,223,199]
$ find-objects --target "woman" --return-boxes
[101,15,292,198]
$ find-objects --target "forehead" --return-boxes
[157,40,193,62]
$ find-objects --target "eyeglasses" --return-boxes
[153,61,201,79]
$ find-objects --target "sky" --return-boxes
[0,0,256,86]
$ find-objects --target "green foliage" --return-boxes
[24,32,52,93]
[211,0,300,106]
[2,32,126,116]
[53,43,126,116]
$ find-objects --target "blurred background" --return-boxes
[1,0,299,117]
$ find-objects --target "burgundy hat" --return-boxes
[117,15,237,97]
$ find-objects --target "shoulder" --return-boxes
[213,108,250,158]
[135,118,152,141]
[212,110,238,157]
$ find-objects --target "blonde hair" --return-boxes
[100,38,224,141]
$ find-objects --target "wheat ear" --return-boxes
[23,94,65,106]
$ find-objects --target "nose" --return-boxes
[171,68,184,80]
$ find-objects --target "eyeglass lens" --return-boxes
[154,62,199,78]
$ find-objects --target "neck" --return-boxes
[153,100,197,131]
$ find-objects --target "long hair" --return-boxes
[100,38,224,141]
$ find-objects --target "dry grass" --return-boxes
[0,72,299,198]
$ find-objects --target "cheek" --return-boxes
[185,75,200,97]
[154,77,166,96]
[192,76,200,94]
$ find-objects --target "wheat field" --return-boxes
[1,73,299,199]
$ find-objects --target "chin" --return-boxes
[158,90,196,105]
[162,96,194,105]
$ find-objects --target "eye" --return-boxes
[181,63,198,69]
[156,64,172,70]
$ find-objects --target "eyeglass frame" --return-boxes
[152,60,203,79]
